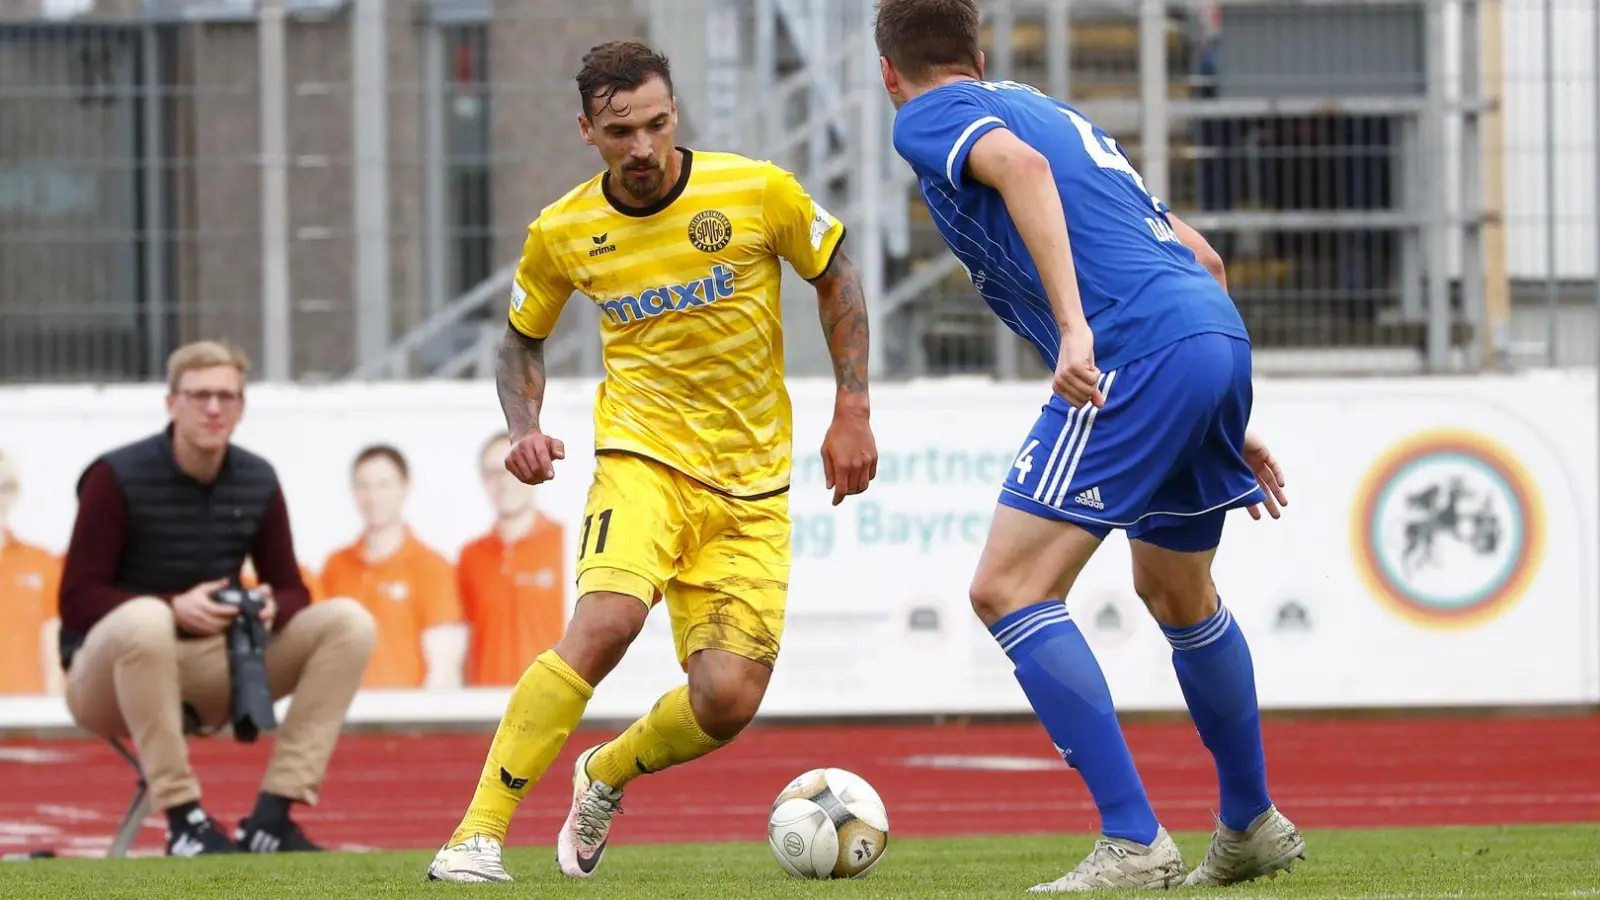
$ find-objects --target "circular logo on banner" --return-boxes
[687,209,732,253]
[1351,430,1544,629]
[1272,599,1314,635]
[1086,592,1135,648]
[899,596,949,651]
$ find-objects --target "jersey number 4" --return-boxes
[1012,439,1041,485]
[1059,107,1178,244]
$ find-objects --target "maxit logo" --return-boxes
[599,264,735,326]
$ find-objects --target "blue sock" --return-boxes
[990,600,1160,845]
[1162,601,1272,832]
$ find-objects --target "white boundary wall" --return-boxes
[0,373,1595,729]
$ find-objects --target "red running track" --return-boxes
[2,714,1597,858]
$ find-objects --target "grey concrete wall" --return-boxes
[487,0,649,278]
[0,0,641,381]
[169,15,427,379]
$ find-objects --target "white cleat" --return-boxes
[1028,826,1187,892]
[556,744,625,878]
[1182,806,1307,887]
[425,834,512,883]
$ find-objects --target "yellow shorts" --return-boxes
[575,451,791,669]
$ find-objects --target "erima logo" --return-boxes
[499,767,529,791]
[590,232,616,257]
[599,264,735,325]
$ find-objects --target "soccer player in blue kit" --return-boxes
[874,0,1305,893]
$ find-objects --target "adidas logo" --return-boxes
[1074,486,1105,510]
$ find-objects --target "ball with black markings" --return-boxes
[766,767,889,879]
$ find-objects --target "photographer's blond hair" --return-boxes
[166,340,251,394]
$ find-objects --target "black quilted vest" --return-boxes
[94,427,280,604]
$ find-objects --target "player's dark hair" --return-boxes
[576,39,674,119]
[873,0,982,83]
[353,443,409,481]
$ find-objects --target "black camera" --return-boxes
[211,584,278,743]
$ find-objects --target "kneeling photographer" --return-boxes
[57,341,376,857]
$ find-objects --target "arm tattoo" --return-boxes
[496,325,547,437]
[814,248,870,398]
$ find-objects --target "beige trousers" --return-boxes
[64,597,376,811]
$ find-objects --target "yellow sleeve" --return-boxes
[762,163,847,281]
[507,216,576,340]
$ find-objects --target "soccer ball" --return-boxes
[766,767,889,879]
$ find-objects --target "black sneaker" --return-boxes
[234,815,323,853]
[166,806,240,857]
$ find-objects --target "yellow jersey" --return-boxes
[507,148,846,498]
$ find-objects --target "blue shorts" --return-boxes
[998,332,1265,552]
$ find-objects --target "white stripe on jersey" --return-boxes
[1032,405,1081,503]
[945,116,1005,187]
[1048,370,1117,508]
[1036,371,1116,508]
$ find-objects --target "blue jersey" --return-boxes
[891,79,1249,372]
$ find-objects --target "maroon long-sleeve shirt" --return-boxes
[58,460,312,639]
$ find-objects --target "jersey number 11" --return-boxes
[579,508,613,559]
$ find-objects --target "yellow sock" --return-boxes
[450,650,593,844]
[586,684,731,790]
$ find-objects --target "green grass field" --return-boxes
[2,824,1597,899]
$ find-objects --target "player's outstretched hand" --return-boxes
[821,408,878,507]
[1054,325,1105,409]
[1243,429,1287,520]
[505,430,566,485]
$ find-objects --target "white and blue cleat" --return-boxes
[1183,806,1307,887]
[1027,826,1188,892]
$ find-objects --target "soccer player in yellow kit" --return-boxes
[425,40,879,884]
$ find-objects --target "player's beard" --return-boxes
[619,157,666,201]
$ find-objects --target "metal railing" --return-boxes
[350,0,910,381]
[1,0,1596,383]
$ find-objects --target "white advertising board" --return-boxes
[0,372,1595,730]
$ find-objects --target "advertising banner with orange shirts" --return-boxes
[0,372,1594,729]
